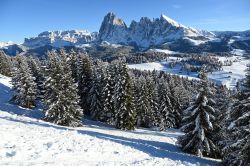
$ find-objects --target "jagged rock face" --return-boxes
[23,30,97,48]
[98,13,215,48]
[99,12,128,44]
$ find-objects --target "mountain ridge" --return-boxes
[1,12,250,55]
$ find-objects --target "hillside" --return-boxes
[0,74,221,165]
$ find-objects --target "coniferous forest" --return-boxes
[0,49,249,165]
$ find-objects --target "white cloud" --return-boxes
[172,4,181,9]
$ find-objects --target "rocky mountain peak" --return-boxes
[99,12,128,43]
[160,14,183,28]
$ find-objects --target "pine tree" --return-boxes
[135,76,153,128]
[151,84,160,127]
[68,50,79,83]
[178,72,218,157]
[0,51,12,76]
[213,85,231,148]
[114,61,135,130]
[157,77,176,130]
[27,57,45,99]
[145,76,156,127]
[78,55,93,115]
[168,76,182,128]
[88,67,102,120]
[44,51,83,127]
[222,64,250,165]
[100,65,114,123]
[11,56,37,108]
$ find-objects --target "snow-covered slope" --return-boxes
[0,75,220,165]
[0,41,14,49]
[128,56,250,89]
[208,56,250,89]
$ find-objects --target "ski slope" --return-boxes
[0,75,220,165]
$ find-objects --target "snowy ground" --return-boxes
[128,56,250,89]
[208,56,250,89]
[0,75,221,165]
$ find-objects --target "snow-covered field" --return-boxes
[0,75,220,165]
[208,56,249,89]
[128,56,250,89]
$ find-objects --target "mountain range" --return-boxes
[1,12,250,56]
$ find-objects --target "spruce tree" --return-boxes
[100,66,114,123]
[11,56,37,108]
[135,76,150,127]
[0,51,12,76]
[27,57,45,99]
[44,51,83,127]
[88,67,102,120]
[68,50,79,83]
[213,85,231,149]
[114,61,135,130]
[151,84,160,127]
[157,77,176,130]
[178,72,218,157]
[168,76,182,128]
[78,55,93,115]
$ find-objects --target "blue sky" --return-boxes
[1,0,250,43]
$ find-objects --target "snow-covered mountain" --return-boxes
[0,41,14,49]
[99,12,216,48]
[1,12,250,55]
[23,30,97,48]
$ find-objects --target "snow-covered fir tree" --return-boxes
[145,76,157,127]
[0,51,12,76]
[222,64,250,165]
[168,75,182,128]
[27,57,45,99]
[78,55,93,115]
[212,85,231,153]
[99,64,114,123]
[105,60,120,124]
[135,76,152,127]
[150,84,160,127]
[178,71,219,157]
[68,50,80,83]
[44,50,83,127]
[157,77,176,130]
[114,61,136,130]
[11,56,37,108]
[88,66,103,120]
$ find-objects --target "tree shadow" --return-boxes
[1,116,221,166]
[0,82,44,119]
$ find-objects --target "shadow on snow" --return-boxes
[1,115,220,166]
[0,82,44,119]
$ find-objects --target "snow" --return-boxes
[0,74,220,165]
[128,56,250,89]
[161,14,184,28]
[23,30,97,48]
[184,37,207,46]
[128,58,199,81]
[148,49,180,54]
[208,56,250,89]
[0,41,14,48]
[230,49,247,56]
